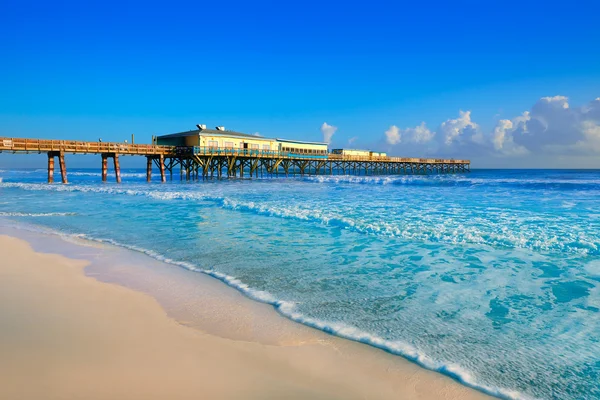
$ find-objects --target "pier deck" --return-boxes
[1,136,470,183]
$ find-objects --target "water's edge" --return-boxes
[0,219,519,400]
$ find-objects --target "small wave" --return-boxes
[0,169,43,174]
[0,170,145,178]
[304,174,600,190]
[68,172,104,177]
[0,212,77,217]
[2,181,598,256]
[0,221,532,400]
[69,171,146,178]
[219,197,599,256]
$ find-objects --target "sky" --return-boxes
[1,0,599,168]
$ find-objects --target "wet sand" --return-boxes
[0,234,491,400]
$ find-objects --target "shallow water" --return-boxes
[1,168,599,399]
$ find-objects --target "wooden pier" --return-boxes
[0,137,470,183]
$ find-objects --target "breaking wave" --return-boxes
[1,181,598,255]
[68,171,147,178]
[304,174,600,190]
[0,221,531,400]
[0,212,77,217]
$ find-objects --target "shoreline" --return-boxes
[0,222,493,400]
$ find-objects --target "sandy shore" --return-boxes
[0,234,491,400]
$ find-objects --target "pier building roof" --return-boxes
[276,138,328,146]
[157,129,267,140]
[157,126,326,146]
[331,148,371,152]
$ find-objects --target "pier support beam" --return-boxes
[159,155,166,182]
[113,154,121,183]
[47,151,67,184]
[47,153,55,183]
[101,153,121,183]
[58,152,67,184]
[146,156,152,182]
[102,154,108,182]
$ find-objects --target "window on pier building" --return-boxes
[262,144,270,150]
[224,141,234,148]
[251,144,259,149]
[208,140,218,148]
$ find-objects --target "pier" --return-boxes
[1,136,470,183]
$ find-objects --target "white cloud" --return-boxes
[439,110,479,146]
[493,119,512,150]
[404,122,435,144]
[579,121,600,152]
[509,96,600,154]
[321,122,338,144]
[384,122,434,145]
[491,112,530,156]
[380,95,600,166]
[385,125,401,145]
[411,122,435,143]
[348,136,358,145]
[540,95,569,109]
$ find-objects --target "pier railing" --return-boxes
[0,137,175,155]
[179,146,470,164]
[1,137,469,164]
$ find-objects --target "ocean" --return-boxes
[1,168,599,399]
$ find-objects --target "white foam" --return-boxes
[0,220,536,400]
[0,212,77,217]
[304,174,600,187]
[69,171,146,178]
[2,181,598,256]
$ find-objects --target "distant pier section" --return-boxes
[0,126,469,183]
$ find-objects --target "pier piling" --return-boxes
[159,155,166,182]
[146,156,152,182]
[113,154,121,183]
[101,153,121,183]
[47,151,67,184]
[101,154,108,182]
[47,153,55,183]
[58,152,67,184]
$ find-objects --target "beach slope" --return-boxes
[0,235,489,400]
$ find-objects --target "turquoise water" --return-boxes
[1,168,599,399]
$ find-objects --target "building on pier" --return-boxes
[156,125,328,157]
[276,138,328,158]
[332,149,369,156]
[331,149,387,159]
[156,125,276,151]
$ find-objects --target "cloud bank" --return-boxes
[381,96,600,166]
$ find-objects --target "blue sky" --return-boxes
[1,0,599,168]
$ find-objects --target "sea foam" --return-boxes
[0,221,533,400]
[2,181,598,255]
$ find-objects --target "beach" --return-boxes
[2,168,599,399]
[0,232,490,400]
